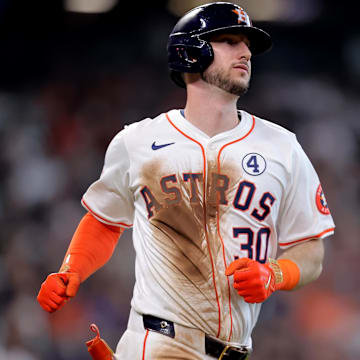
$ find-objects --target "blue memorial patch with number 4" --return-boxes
[242,153,266,176]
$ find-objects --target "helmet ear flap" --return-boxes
[168,35,214,74]
[179,46,200,65]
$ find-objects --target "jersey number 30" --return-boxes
[233,227,270,264]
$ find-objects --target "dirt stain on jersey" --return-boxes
[140,159,209,280]
[139,157,243,334]
[205,156,244,331]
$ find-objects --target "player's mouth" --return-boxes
[233,63,249,74]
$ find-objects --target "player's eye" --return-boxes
[222,36,236,44]
[226,39,236,45]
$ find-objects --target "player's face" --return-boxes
[202,33,252,97]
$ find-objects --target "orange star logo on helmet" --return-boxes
[232,8,250,25]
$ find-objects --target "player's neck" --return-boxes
[184,85,240,137]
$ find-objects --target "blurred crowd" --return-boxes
[1,4,360,360]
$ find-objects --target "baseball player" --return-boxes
[37,2,335,359]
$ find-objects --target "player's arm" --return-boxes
[277,237,324,289]
[226,238,324,303]
[37,212,124,313]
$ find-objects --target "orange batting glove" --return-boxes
[37,272,81,313]
[225,257,300,303]
[225,258,276,303]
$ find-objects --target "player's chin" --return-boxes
[237,76,250,88]
[231,73,250,86]
[232,68,250,80]
[228,80,249,97]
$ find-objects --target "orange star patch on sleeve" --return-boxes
[316,184,330,215]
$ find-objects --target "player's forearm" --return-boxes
[60,212,124,281]
[277,238,324,289]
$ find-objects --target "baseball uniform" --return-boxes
[81,109,335,357]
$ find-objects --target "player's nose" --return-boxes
[237,41,252,61]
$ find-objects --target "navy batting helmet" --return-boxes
[167,2,272,88]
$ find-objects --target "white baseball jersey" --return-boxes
[82,109,335,347]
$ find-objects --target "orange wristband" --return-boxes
[268,258,300,291]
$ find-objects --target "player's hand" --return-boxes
[225,258,276,303]
[37,272,81,313]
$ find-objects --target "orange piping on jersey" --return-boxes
[279,227,335,247]
[81,198,133,228]
[216,205,233,341]
[216,115,255,342]
[142,329,149,360]
[166,112,222,338]
[217,115,255,165]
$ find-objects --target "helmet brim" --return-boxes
[199,25,272,56]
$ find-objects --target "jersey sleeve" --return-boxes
[81,130,134,228]
[277,138,335,248]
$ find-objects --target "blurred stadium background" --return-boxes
[0,0,359,359]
